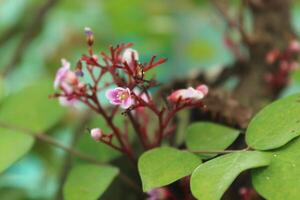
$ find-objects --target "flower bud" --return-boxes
[289,39,300,53]
[265,49,280,64]
[122,48,139,64]
[90,128,102,141]
[196,84,209,96]
[84,27,94,46]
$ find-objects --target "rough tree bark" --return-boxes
[163,1,296,199]
[234,0,296,112]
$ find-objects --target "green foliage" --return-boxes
[138,147,201,191]
[190,151,271,200]
[0,80,65,173]
[0,76,5,102]
[252,137,300,200]
[246,94,300,150]
[0,80,65,133]
[63,164,119,200]
[0,128,34,173]
[186,122,239,159]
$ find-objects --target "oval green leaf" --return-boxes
[246,94,300,150]
[186,122,239,159]
[63,164,119,200]
[190,151,271,200]
[138,147,202,191]
[252,138,300,200]
[0,128,34,173]
[0,80,65,133]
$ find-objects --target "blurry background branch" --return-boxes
[0,120,142,195]
[1,0,59,76]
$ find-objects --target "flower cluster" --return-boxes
[52,27,208,161]
[265,39,300,90]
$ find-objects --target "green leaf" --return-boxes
[63,164,119,200]
[186,122,239,159]
[0,127,34,173]
[190,151,271,200]
[246,94,300,150]
[0,80,65,133]
[252,138,300,200]
[0,76,6,102]
[138,147,201,191]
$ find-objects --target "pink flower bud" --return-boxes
[167,85,208,103]
[196,84,209,96]
[90,128,102,141]
[105,87,133,109]
[289,39,300,53]
[265,49,280,64]
[122,48,139,65]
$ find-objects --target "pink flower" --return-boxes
[167,85,209,103]
[90,128,103,141]
[105,87,133,109]
[54,59,78,89]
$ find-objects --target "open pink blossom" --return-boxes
[167,84,208,103]
[289,39,300,53]
[106,87,133,109]
[90,128,103,141]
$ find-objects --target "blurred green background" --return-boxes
[0,0,300,199]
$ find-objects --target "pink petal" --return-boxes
[121,96,133,109]
[105,87,124,104]
[196,84,209,96]
[54,59,71,89]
